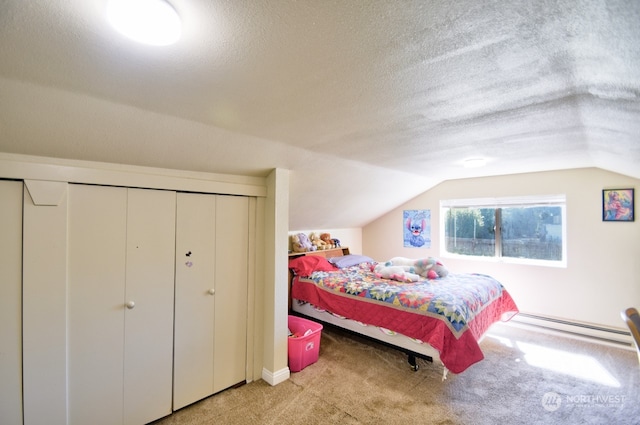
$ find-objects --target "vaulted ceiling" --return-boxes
[0,0,638,229]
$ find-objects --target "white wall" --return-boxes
[0,180,23,424]
[261,169,291,386]
[363,168,640,331]
[288,228,362,256]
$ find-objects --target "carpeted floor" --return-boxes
[152,321,640,425]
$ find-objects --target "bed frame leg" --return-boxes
[442,367,449,381]
[408,354,419,371]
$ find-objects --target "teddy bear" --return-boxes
[291,233,316,252]
[309,232,327,250]
[320,233,334,248]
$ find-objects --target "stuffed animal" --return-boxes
[320,233,334,248]
[385,257,449,279]
[414,257,449,279]
[372,263,420,282]
[291,233,316,252]
[309,232,327,250]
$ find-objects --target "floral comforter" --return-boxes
[291,262,518,373]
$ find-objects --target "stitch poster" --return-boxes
[403,209,431,248]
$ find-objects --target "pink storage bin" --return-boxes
[288,315,323,372]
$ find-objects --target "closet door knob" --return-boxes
[208,289,215,295]
[126,301,136,309]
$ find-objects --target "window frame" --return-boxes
[439,195,567,267]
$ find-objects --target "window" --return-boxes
[440,195,566,266]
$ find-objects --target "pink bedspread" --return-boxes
[291,264,518,373]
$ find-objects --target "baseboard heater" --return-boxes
[510,312,633,347]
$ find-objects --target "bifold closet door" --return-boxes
[68,184,127,424]
[0,180,23,425]
[213,195,249,394]
[173,193,249,409]
[68,185,175,425]
[123,188,176,425]
[173,192,217,410]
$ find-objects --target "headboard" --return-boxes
[288,246,350,260]
[288,246,350,310]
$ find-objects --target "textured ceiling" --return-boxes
[0,0,638,229]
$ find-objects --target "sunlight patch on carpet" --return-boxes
[485,333,514,348]
[516,341,620,387]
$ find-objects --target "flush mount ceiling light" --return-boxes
[107,0,182,46]
[462,158,488,168]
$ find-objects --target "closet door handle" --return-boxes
[125,301,136,309]
[208,289,215,295]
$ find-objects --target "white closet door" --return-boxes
[173,192,217,410]
[68,184,128,425]
[124,188,176,425]
[173,194,249,407]
[213,195,249,393]
[68,185,175,425]
[0,180,23,425]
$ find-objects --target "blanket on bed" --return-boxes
[291,262,518,373]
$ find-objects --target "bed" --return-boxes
[288,249,519,378]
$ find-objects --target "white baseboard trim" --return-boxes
[508,313,634,350]
[261,367,290,386]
